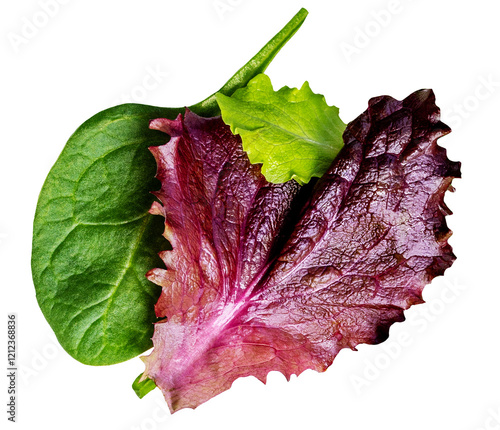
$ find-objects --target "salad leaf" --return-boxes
[31,104,175,365]
[216,73,346,184]
[31,8,308,365]
[142,89,460,412]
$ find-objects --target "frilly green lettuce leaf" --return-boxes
[216,73,346,184]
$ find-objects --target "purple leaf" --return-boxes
[141,89,460,412]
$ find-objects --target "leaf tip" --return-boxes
[150,114,184,136]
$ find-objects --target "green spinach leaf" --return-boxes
[32,8,308,365]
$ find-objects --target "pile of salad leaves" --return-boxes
[31,8,460,412]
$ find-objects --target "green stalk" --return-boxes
[189,7,308,116]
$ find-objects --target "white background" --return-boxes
[1,0,499,429]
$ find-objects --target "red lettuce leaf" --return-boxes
[141,89,460,412]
